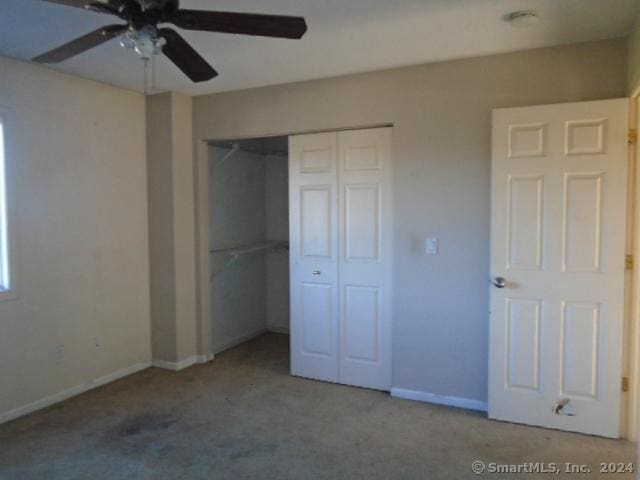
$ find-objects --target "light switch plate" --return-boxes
[426,237,438,255]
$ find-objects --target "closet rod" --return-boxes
[210,240,289,258]
[206,123,394,144]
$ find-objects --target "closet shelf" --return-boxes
[210,240,289,258]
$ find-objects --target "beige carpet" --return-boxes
[0,333,635,479]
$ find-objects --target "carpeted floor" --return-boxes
[0,333,636,479]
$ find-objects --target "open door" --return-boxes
[489,99,628,438]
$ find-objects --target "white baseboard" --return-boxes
[0,361,151,425]
[391,387,488,412]
[214,327,267,354]
[197,352,215,364]
[151,352,214,372]
[152,358,193,371]
[267,326,290,335]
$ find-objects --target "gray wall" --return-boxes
[0,57,150,420]
[194,39,628,402]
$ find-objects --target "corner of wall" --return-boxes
[146,91,200,365]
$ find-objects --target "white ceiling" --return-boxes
[0,0,638,96]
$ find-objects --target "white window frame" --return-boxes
[0,109,16,302]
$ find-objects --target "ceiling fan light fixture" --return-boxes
[120,25,164,60]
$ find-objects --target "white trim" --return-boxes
[151,353,215,371]
[0,108,16,302]
[629,95,640,440]
[214,328,267,354]
[196,140,213,365]
[0,361,151,425]
[151,358,193,371]
[197,352,215,363]
[391,387,488,412]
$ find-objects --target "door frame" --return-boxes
[626,90,640,440]
[193,123,394,367]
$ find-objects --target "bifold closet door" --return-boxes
[290,128,392,391]
[337,128,392,391]
[289,132,340,382]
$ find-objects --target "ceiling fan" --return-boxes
[33,0,308,83]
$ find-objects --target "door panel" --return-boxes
[301,283,334,356]
[506,298,541,392]
[562,173,603,272]
[560,301,600,398]
[338,128,392,391]
[290,133,339,383]
[489,99,627,438]
[345,184,381,262]
[301,186,333,258]
[344,285,381,362]
[507,174,543,269]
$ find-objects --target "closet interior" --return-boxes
[208,136,290,354]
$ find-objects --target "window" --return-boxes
[0,115,10,296]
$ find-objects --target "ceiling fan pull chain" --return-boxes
[152,54,156,92]
[143,58,149,95]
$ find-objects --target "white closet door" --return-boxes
[289,132,339,382]
[338,128,392,391]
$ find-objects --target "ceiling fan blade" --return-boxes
[41,0,135,14]
[158,28,218,83]
[40,0,89,8]
[33,25,128,64]
[167,10,307,39]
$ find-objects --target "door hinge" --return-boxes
[629,129,638,145]
[622,377,630,393]
[626,254,634,271]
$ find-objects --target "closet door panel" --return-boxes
[338,128,393,391]
[289,133,339,383]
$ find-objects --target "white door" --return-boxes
[289,132,339,383]
[489,99,628,438]
[338,129,392,390]
[290,128,392,391]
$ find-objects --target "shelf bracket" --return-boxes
[215,144,240,169]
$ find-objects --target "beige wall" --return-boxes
[629,13,640,94]
[146,92,198,364]
[193,39,627,402]
[172,93,198,361]
[0,57,150,420]
[147,93,177,361]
